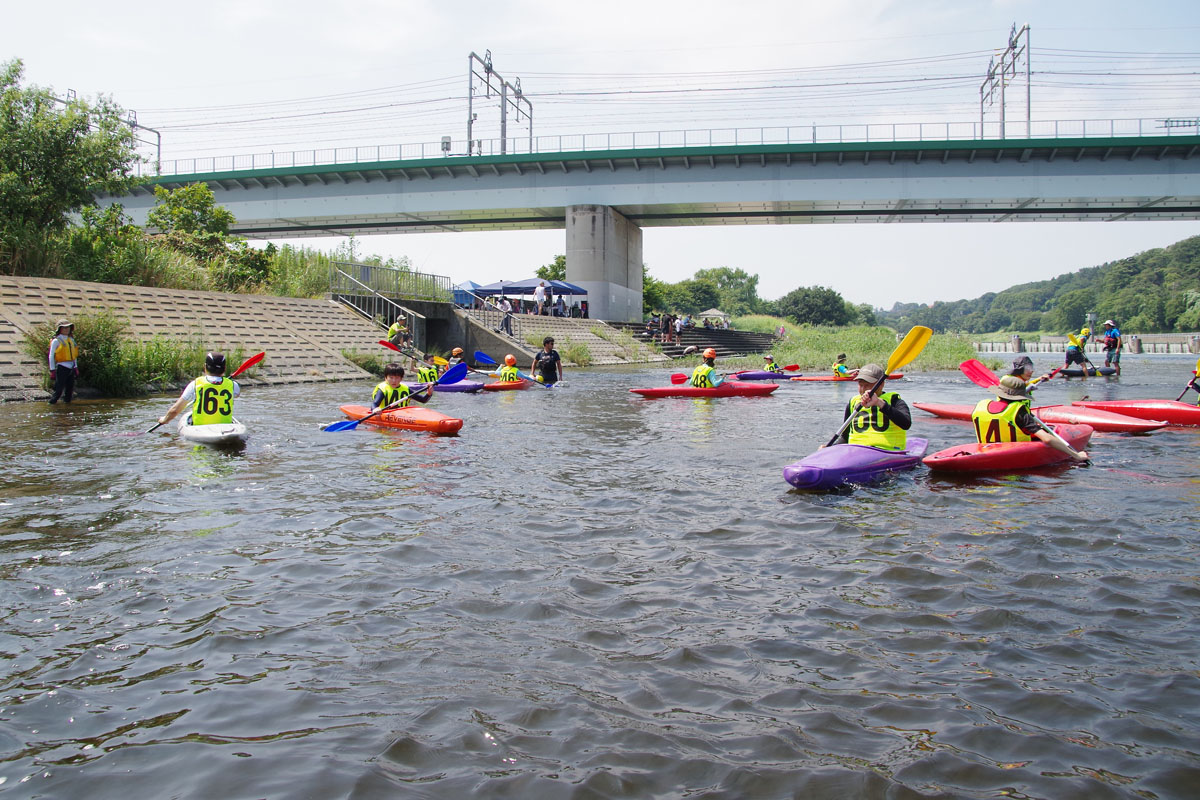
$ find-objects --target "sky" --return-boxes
[5,0,1200,309]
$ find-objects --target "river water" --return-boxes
[3,355,1199,799]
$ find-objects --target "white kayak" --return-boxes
[177,415,248,446]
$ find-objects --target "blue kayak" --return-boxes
[783,438,928,490]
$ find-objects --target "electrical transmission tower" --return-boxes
[466,50,533,156]
[980,24,1031,139]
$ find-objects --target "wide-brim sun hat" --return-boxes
[997,374,1029,401]
[56,319,73,331]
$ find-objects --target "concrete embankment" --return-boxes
[1,276,384,401]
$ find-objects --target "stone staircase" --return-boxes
[606,322,780,359]
[469,313,670,366]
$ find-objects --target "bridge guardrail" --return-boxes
[139,117,1200,177]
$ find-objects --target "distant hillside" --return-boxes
[877,235,1200,334]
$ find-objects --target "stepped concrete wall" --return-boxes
[1,276,386,402]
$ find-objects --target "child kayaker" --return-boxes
[372,362,432,410]
[688,348,724,388]
[971,375,1088,462]
[415,353,440,384]
[832,354,858,379]
[1008,356,1053,392]
[834,363,910,451]
[158,352,241,427]
[763,354,783,373]
[47,319,80,404]
[498,354,521,382]
[448,347,465,367]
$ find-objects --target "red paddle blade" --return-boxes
[378,340,403,352]
[229,352,265,379]
[783,364,799,371]
[959,359,1000,389]
[670,373,689,384]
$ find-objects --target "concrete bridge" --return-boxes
[102,130,1200,322]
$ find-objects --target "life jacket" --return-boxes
[192,376,235,425]
[387,321,407,338]
[52,336,78,364]
[417,364,439,384]
[373,380,412,408]
[498,365,520,382]
[832,362,849,376]
[690,364,715,388]
[1103,328,1120,348]
[971,398,1034,443]
[764,362,783,373]
[847,391,906,450]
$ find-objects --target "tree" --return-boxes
[536,254,566,281]
[0,58,140,272]
[1049,288,1094,332]
[642,263,666,314]
[693,266,761,316]
[147,183,235,235]
[663,278,720,315]
[777,285,851,326]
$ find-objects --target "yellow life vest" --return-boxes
[971,398,1034,443]
[417,364,438,384]
[847,391,906,450]
[765,362,783,373]
[192,376,235,425]
[832,362,849,377]
[52,336,78,364]
[690,364,715,388]
[387,320,407,338]
[373,380,411,408]
[498,365,520,382]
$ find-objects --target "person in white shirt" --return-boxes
[47,319,80,404]
[534,282,546,315]
[499,297,514,335]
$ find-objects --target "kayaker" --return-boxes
[448,347,465,367]
[834,363,911,451]
[387,317,412,348]
[531,336,563,385]
[1101,319,1122,376]
[688,348,724,388]
[1064,326,1091,372]
[498,354,521,382]
[47,319,79,405]
[971,375,1088,462]
[158,352,241,427]
[1009,356,1053,391]
[763,354,784,374]
[415,354,440,384]
[371,362,432,410]
[832,354,858,379]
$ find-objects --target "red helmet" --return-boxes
[702,348,717,359]
[504,354,517,366]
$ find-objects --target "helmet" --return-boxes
[1081,327,1091,335]
[452,347,463,356]
[504,354,517,366]
[702,348,717,360]
[205,352,226,374]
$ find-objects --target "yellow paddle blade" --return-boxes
[886,326,933,373]
[433,356,449,366]
[1067,333,1080,347]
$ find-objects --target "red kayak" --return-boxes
[338,404,463,435]
[912,402,1166,434]
[482,380,529,391]
[923,424,1093,473]
[790,373,903,382]
[630,381,779,399]
[1071,399,1200,427]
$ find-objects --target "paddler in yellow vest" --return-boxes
[1064,326,1091,373]
[763,354,783,373]
[372,362,433,410]
[498,354,521,382]
[832,353,858,379]
[47,319,80,404]
[415,353,440,385]
[688,348,725,388]
[834,363,911,451]
[971,375,1088,462]
[158,352,241,428]
[1188,357,1200,406]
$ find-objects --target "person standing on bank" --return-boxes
[48,319,80,404]
[534,281,547,316]
[1101,319,1122,376]
[157,352,241,428]
[834,363,911,450]
[531,336,563,385]
[498,296,514,336]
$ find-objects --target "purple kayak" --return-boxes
[435,380,485,393]
[783,438,929,490]
[733,370,795,380]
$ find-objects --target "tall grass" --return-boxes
[22,309,247,397]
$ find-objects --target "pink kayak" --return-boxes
[912,402,1166,434]
[1071,399,1200,427]
[923,424,1093,473]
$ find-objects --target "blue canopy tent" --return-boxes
[474,278,588,297]
[453,280,481,306]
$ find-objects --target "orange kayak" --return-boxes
[482,380,529,391]
[338,404,463,435]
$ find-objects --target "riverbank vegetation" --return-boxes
[22,310,252,396]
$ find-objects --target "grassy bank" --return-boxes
[23,310,252,397]
[728,317,979,372]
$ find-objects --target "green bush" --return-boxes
[561,339,591,366]
[342,349,386,377]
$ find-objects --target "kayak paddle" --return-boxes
[958,359,1088,462]
[378,340,449,366]
[1174,377,1200,402]
[323,363,468,432]
[146,351,264,433]
[824,326,931,448]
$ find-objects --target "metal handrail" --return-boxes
[331,260,452,303]
[455,290,523,342]
[141,117,1200,177]
[330,267,427,351]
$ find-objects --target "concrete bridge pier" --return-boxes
[566,205,642,323]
